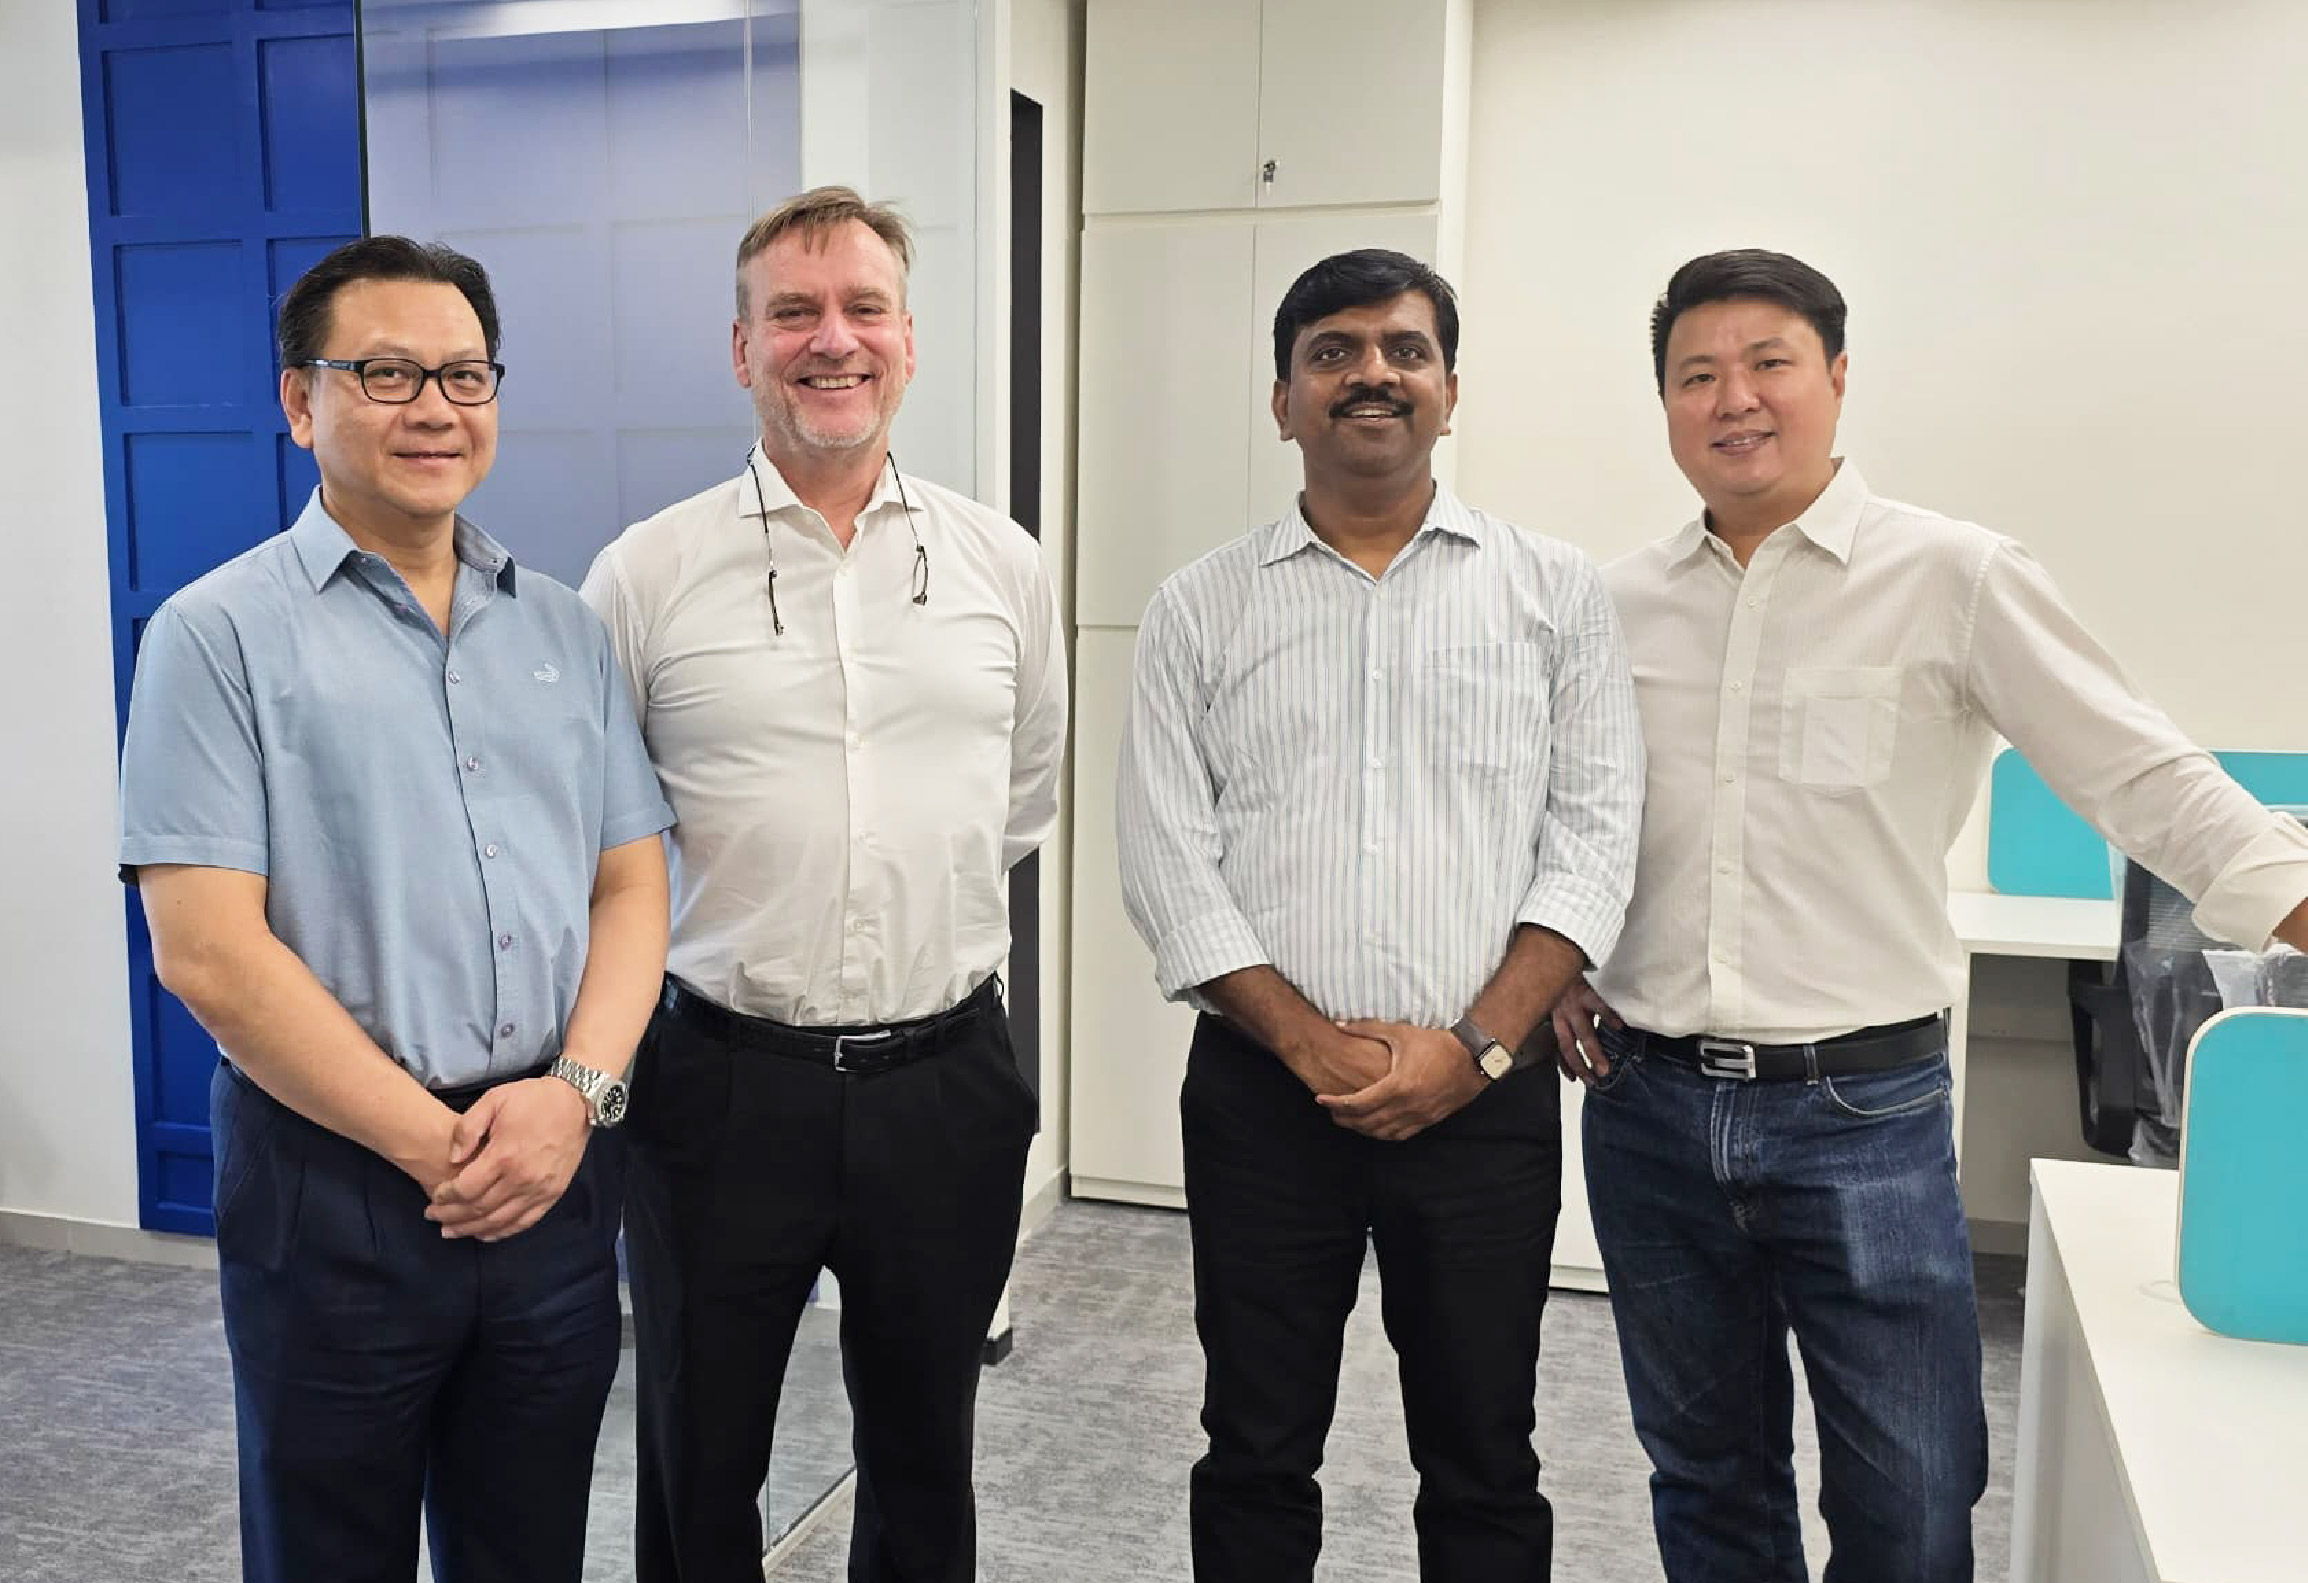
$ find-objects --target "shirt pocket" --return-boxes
[1420,640,1554,778]
[1779,665,1901,791]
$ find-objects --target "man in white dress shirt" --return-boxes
[1554,248,2308,1583]
[1119,249,1644,1581]
[580,186,1067,1583]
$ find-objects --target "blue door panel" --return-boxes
[81,0,362,1236]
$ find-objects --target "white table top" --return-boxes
[2031,1158,2308,1582]
[1950,890,2118,961]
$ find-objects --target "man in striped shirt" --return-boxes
[1117,249,1645,1582]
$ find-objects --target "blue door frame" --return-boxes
[76,0,363,1234]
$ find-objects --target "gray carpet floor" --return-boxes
[0,1244,851,1583]
[0,1202,2021,1582]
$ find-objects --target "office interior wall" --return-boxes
[1456,0,2307,766]
[1007,0,1082,1221]
[0,3,141,1229]
[1452,0,2308,1231]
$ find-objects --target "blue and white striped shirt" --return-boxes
[1117,483,1644,1027]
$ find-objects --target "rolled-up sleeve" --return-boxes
[1116,585,1269,1000]
[1965,540,2308,950]
[119,601,270,879]
[1516,557,1644,966]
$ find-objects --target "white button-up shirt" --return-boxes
[1118,484,1644,1027]
[581,448,1067,1025]
[1597,459,2308,1043]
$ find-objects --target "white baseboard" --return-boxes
[1968,1216,2029,1258]
[1066,1174,1186,1211]
[761,1469,856,1576]
[0,1209,218,1270]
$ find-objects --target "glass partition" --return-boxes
[356,0,984,1557]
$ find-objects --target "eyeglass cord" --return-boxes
[746,450,928,637]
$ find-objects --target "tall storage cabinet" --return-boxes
[1071,0,1496,1201]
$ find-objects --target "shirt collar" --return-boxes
[734,443,906,524]
[1665,457,1869,569]
[285,489,516,594]
[1255,477,1479,567]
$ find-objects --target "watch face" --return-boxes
[1479,1044,1515,1080]
[596,1081,629,1129]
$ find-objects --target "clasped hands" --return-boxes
[1297,1020,1488,1142]
[418,1075,592,1243]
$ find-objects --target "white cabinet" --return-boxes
[1075,207,1443,628]
[1084,0,1460,216]
[1068,0,1539,1255]
[1066,628,1198,1205]
[1074,217,1257,629]
[1081,0,1262,215]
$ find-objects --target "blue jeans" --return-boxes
[1582,1028,1987,1583]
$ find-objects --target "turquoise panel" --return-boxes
[1987,748,2308,899]
[2178,1010,2308,1346]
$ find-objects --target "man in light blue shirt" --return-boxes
[118,236,672,1583]
[1117,249,1644,1581]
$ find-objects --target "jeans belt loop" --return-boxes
[1802,1042,1822,1084]
[1696,1037,1759,1080]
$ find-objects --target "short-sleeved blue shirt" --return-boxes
[120,492,674,1089]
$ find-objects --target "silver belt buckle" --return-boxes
[832,1030,895,1073]
[1697,1037,1759,1080]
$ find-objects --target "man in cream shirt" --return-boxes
[580,187,1066,1583]
[1554,248,2308,1583]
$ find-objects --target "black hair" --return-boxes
[276,235,501,369]
[1272,249,1459,382]
[1650,249,1846,391]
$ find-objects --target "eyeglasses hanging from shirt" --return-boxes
[746,451,930,637]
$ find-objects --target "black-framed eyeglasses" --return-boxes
[301,357,506,406]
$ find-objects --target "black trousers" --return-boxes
[211,1060,625,1583]
[1181,1014,1563,1582]
[626,982,1037,1583]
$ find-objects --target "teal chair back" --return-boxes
[2177,1007,2308,1344]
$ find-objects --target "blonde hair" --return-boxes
[735,186,914,316]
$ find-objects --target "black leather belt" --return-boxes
[658,975,1000,1076]
[1625,1013,1946,1081]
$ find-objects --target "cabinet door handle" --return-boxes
[1261,158,1277,186]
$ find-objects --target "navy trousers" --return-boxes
[211,1061,626,1583]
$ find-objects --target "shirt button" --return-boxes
[848,732,863,749]
[483,843,500,858]
[1368,667,1382,681]
[497,1022,516,1038]
[497,933,515,950]
[1746,598,1761,609]
[1728,681,1744,693]
[446,670,462,685]
[1717,862,1733,876]
[1367,756,1382,769]
[463,756,481,772]
[1721,772,1737,785]
[1363,840,1380,854]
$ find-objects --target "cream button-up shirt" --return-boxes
[1596,459,2308,1043]
[581,448,1067,1026]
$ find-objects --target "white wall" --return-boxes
[0,3,142,1229]
[1005,0,1083,1219]
[1457,0,2308,757]
[1452,0,2308,1232]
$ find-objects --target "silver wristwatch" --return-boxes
[548,1055,629,1129]
[1450,1016,1520,1082]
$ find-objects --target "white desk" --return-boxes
[2012,1158,2308,1583]
[1945,891,2116,1175]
